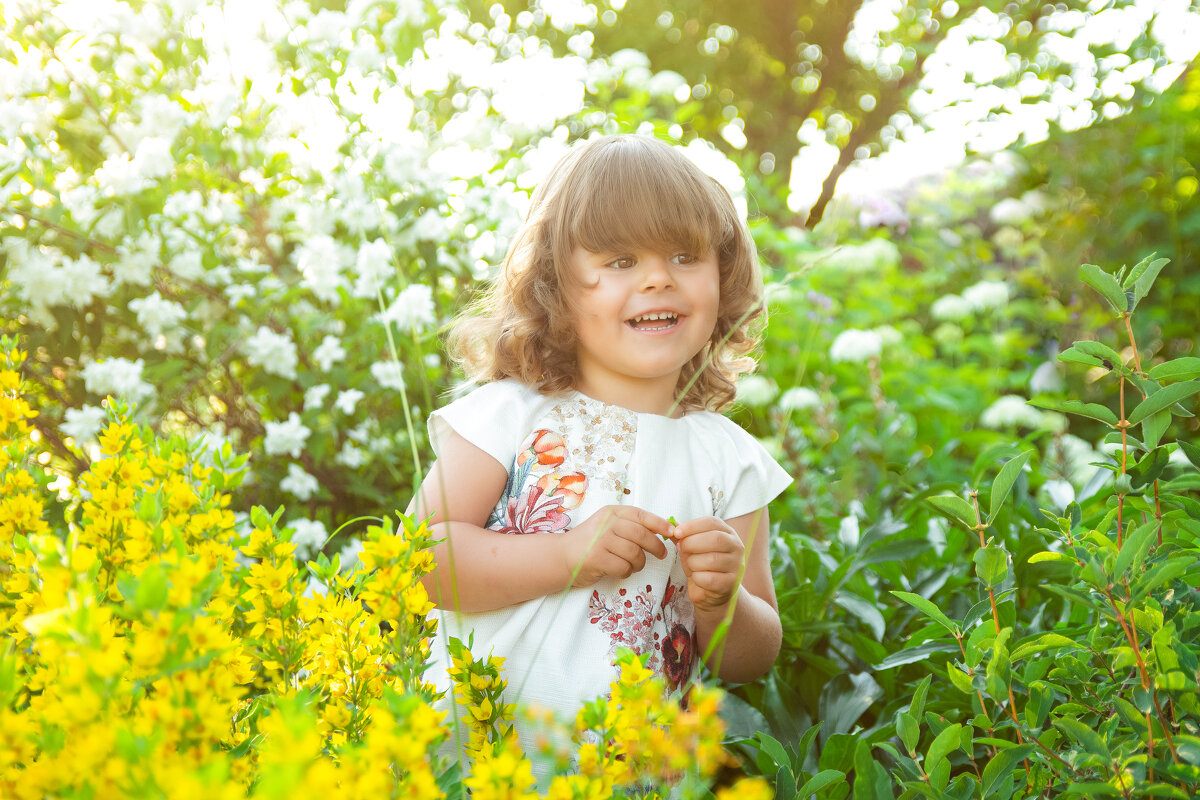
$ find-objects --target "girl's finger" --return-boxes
[617,519,669,559]
[672,516,731,539]
[621,506,672,536]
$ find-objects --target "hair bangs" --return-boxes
[562,140,727,260]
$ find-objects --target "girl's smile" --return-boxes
[568,246,720,415]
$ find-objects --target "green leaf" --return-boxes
[1141,409,1171,450]
[891,591,957,635]
[1054,717,1111,760]
[924,722,962,773]
[927,495,977,528]
[135,564,169,612]
[1079,263,1128,313]
[796,770,846,798]
[1028,551,1074,564]
[1132,556,1193,603]
[980,743,1034,798]
[753,732,791,772]
[897,711,919,753]
[1074,340,1124,369]
[988,450,1033,521]
[1127,380,1200,425]
[875,642,959,670]
[1028,397,1118,425]
[1148,357,1200,383]
[1058,346,1106,368]
[1131,256,1170,309]
[910,674,932,720]
[1178,440,1200,470]
[1114,519,1159,579]
[1123,253,1166,289]
[833,592,886,641]
[973,543,1010,588]
[1009,633,1082,662]
[1063,783,1124,796]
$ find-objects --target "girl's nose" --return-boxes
[639,255,674,290]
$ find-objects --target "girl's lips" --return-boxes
[626,315,682,333]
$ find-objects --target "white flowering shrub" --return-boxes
[1,0,730,534]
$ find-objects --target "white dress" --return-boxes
[423,379,792,755]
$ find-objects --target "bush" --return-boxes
[0,338,768,799]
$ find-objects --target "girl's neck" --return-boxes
[573,374,687,418]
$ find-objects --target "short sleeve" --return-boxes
[712,418,793,520]
[427,380,537,472]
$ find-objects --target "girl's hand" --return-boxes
[671,516,746,614]
[559,505,671,588]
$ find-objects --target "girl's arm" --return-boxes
[672,507,782,684]
[410,429,670,612]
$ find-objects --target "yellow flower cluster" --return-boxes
[0,338,754,799]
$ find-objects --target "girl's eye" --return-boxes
[671,252,697,265]
[608,257,636,270]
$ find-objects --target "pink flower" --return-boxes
[536,471,588,510]
[516,429,566,469]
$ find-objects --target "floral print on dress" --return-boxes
[587,576,696,693]
[488,428,588,535]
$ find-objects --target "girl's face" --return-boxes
[566,245,720,416]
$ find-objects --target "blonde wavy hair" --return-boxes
[448,134,765,412]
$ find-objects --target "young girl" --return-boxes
[412,134,791,761]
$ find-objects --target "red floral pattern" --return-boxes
[588,577,695,692]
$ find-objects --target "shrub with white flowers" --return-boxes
[0,0,750,546]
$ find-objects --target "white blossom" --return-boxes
[114,233,158,287]
[830,329,883,363]
[5,243,66,308]
[1030,361,1066,394]
[779,387,821,412]
[838,515,860,549]
[289,518,328,559]
[336,441,367,468]
[170,250,204,280]
[81,357,153,402]
[280,463,319,501]
[294,234,350,303]
[1040,479,1075,509]
[264,412,311,458]
[335,389,364,415]
[873,325,903,347]
[931,294,972,321]
[244,326,298,380]
[736,375,777,407]
[129,291,186,337]
[819,239,901,274]
[377,284,435,332]
[370,361,406,392]
[60,255,110,307]
[313,335,347,372]
[962,280,1010,311]
[304,384,331,411]
[132,135,174,181]
[61,405,107,444]
[980,395,1046,430]
[354,238,394,298]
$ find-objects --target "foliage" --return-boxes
[0,337,760,798]
[728,257,1200,798]
[460,0,1195,225]
[1023,63,1200,347]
